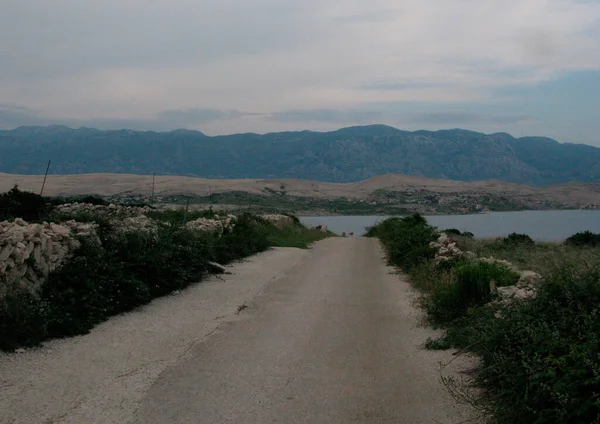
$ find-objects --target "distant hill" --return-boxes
[1,124,599,186]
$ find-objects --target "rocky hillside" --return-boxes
[1,125,599,185]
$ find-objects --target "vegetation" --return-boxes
[502,232,534,246]
[565,230,600,247]
[368,216,600,423]
[0,192,330,351]
[0,185,51,221]
[442,228,474,238]
[457,236,600,277]
[365,214,437,271]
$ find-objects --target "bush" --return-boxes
[425,260,519,325]
[565,231,600,247]
[435,268,600,424]
[368,214,437,271]
[443,228,462,236]
[0,185,52,221]
[369,212,600,423]
[503,232,534,246]
[0,289,49,350]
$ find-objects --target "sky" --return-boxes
[1,0,600,145]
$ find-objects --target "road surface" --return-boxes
[1,237,477,424]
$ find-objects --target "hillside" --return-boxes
[2,172,600,216]
[1,125,600,186]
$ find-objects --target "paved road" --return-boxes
[133,238,476,423]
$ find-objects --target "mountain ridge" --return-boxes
[1,124,599,186]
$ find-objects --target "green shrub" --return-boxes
[42,238,153,336]
[425,260,519,325]
[503,232,534,246]
[0,185,52,221]
[368,214,437,271]
[429,269,600,424]
[0,289,48,350]
[442,228,462,236]
[565,231,600,247]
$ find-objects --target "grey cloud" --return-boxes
[333,9,402,24]
[409,111,535,125]
[0,105,258,131]
[0,1,325,78]
[359,81,447,90]
[268,109,382,123]
[519,28,561,61]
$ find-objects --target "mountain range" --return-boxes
[1,124,599,186]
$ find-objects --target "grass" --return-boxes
[457,236,600,277]
[0,193,331,351]
[368,216,600,423]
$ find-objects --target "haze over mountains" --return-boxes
[1,124,599,186]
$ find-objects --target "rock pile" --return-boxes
[260,214,295,229]
[430,233,463,262]
[114,215,159,234]
[55,202,153,218]
[495,270,543,302]
[0,218,99,299]
[186,215,237,234]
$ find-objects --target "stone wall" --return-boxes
[55,202,153,218]
[260,214,295,229]
[185,214,236,234]
[0,218,98,300]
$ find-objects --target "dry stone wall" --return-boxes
[185,214,237,234]
[260,214,294,229]
[55,202,153,217]
[0,218,99,300]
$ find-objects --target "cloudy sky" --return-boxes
[1,0,600,144]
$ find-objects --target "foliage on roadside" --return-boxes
[0,185,51,221]
[369,216,600,424]
[0,205,328,351]
[365,214,437,271]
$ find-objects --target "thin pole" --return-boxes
[40,160,51,196]
[151,172,156,203]
[184,197,190,224]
